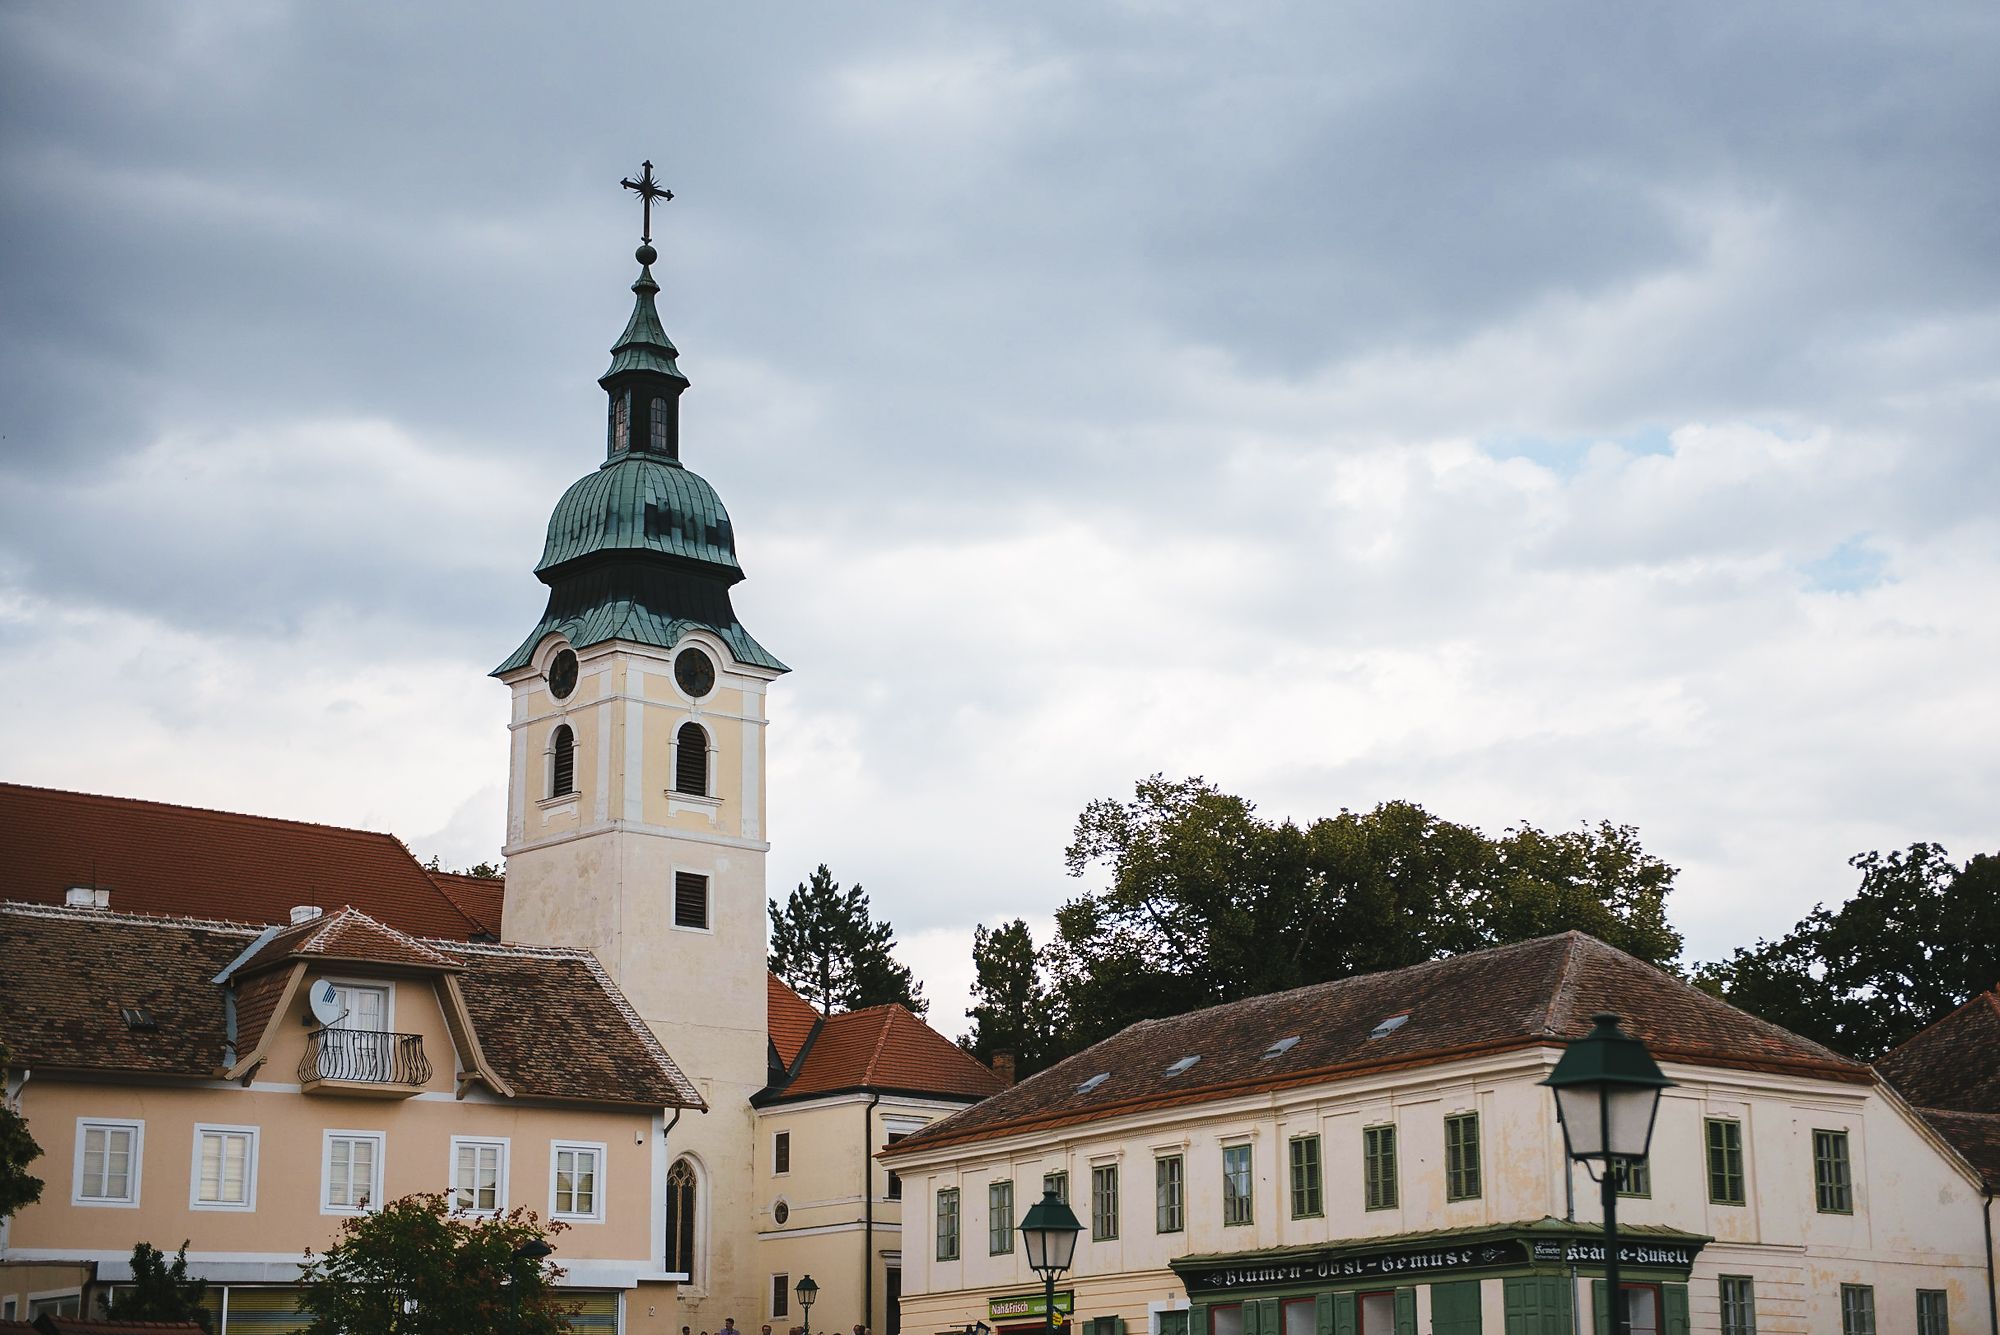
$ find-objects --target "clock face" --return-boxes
[674,647,716,698]
[547,649,578,700]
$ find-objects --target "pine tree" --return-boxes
[769,865,926,1015]
[961,919,1057,1077]
[105,1242,213,1331]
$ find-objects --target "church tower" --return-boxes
[495,164,784,1316]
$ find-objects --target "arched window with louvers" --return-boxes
[549,724,576,798]
[674,721,710,797]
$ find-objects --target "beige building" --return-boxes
[884,934,1995,1335]
[0,900,700,1328]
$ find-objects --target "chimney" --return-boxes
[65,886,110,910]
[992,1051,1017,1087]
[290,905,324,924]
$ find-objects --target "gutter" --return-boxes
[864,1092,881,1335]
[662,1106,684,1273]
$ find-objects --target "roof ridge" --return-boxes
[0,781,408,841]
[862,1005,898,1083]
[1542,930,1587,1037]
[0,900,267,935]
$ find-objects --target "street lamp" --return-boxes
[796,1274,819,1335]
[1019,1189,1083,1335]
[1542,1013,1673,1335]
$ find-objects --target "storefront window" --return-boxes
[1281,1299,1315,1335]
[1209,1305,1243,1335]
[1357,1292,1396,1335]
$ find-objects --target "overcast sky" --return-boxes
[4,3,1997,1036]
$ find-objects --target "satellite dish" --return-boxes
[308,980,347,1029]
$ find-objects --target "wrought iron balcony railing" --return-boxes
[300,1027,432,1088]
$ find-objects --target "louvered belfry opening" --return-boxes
[674,871,709,930]
[674,721,708,796]
[551,724,576,797]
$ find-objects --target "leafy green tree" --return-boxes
[769,865,926,1015]
[105,1242,213,1331]
[1697,844,2000,1058]
[961,919,1059,1077]
[299,1193,571,1335]
[1046,776,1684,1056]
[0,1044,42,1223]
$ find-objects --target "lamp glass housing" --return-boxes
[1553,1081,1664,1160]
[1019,1190,1082,1275]
[795,1276,818,1309]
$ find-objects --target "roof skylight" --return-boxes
[1164,1055,1201,1077]
[1076,1072,1110,1094]
[1368,1012,1411,1040]
[1261,1035,1301,1060]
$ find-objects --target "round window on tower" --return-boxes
[548,649,579,700]
[674,647,716,698]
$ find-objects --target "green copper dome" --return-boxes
[537,454,739,574]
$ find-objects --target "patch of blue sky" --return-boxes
[1479,425,1673,475]
[1802,535,1892,593]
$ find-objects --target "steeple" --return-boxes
[602,160,690,461]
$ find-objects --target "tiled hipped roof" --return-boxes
[0,902,701,1109]
[886,932,1871,1157]
[0,783,487,939]
[1876,986,2000,1189]
[768,972,821,1067]
[770,1003,1006,1103]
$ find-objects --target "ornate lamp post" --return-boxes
[796,1274,819,1335]
[1018,1189,1083,1335]
[1542,1013,1673,1335]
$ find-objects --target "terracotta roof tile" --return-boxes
[768,972,820,1067]
[0,783,482,939]
[777,1004,1004,1102]
[887,933,1869,1157]
[235,906,460,975]
[1912,1107,2000,1189]
[430,870,505,937]
[1877,989,2000,1114]
[0,903,699,1108]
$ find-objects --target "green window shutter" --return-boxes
[1258,1298,1279,1335]
[1333,1292,1357,1335]
[1662,1285,1689,1335]
[1242,1302,1259,1335]
[1162,1314,1190,1335]
[1543,1277,1574,1334]
[1431,1281,1481,1335]
[1316,1294,1334,1335]
[1393,1289,1417,1335]
[1591,1281,1609,1335]
[1191,1303,1211,1335]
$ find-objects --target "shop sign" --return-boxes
[1179,1231,1701,1293]
[989,1291,1075,1319]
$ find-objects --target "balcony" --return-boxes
[300,1027,432,1097]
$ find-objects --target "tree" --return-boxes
[769,865,926,1015]
[0,1044,42,1223]
[961,919,1059,1077]
[298,1193,571,1335]
[1044,776,1684,1057]
[1696,844,2000,1058]
[105,1242,213,1331]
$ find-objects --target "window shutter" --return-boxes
[1315,1294,1333,1335]
[1429,1283,1479,1335]
[1332,1293,1356,1335]
[1241,1302,1259,1335]
[551,725,575,797]
[675,722,709,795]
[674,872,710,930]
[1393,1291,1416,1335]
[1257,1299,1278,1335]
[1592,1281,1609,1335]
[1662,1285,1689,1335]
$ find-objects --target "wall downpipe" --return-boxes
[864,1092,882,1335]
[662,1106,684,1273]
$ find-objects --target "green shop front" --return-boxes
[1169,1220,1707,1335]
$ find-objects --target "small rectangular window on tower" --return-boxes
[674,872,710,930]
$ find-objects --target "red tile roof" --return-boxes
[1876,988,2000,1115]
[430,870,505,937]
[235,905,461,975]
[886,932,1870,1157]
[0,902,701,1108]
[768,972,820,1067]
[1911,1107,2000,1190]
[0,783,483,939]
[774,1003,1004,1102]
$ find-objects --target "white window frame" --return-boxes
[550,1140,606,1223]
[450,1136,509,1216]
[773,1129,791,1176]
[190,1124,259,1211]
[322,978,395,1032]
[72,1118,143,1208]
[323,1129,386,1215]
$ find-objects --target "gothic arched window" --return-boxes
[674,722,709,797]
[551,724,576,798]
[665,1158,697,1276]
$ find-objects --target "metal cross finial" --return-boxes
[620,160,674,244]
